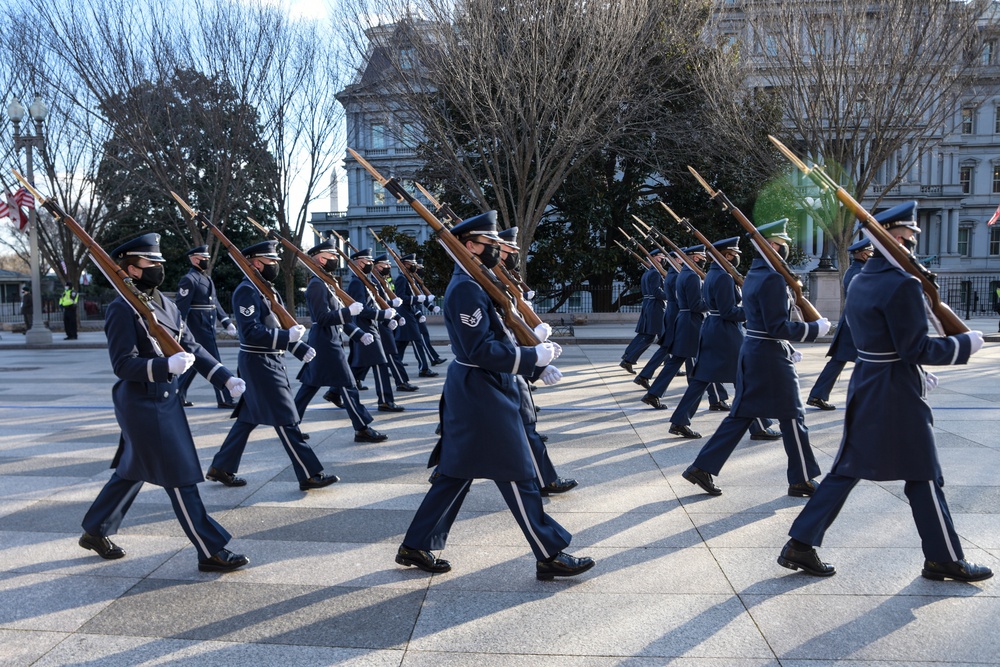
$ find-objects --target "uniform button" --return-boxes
[163,392,169,398]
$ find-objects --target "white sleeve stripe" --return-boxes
[800,324,810,343]
[206,363,222,382]
[147,359,155,382]
[950,336,960,365]
[512,345,521,374]
[272,329,279,349]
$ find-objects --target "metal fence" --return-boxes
[937,274,1000,319]
[532,284,644,314]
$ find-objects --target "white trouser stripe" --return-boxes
[277,425,310,477]
[509,481,549,560]
[342,388,364,427]
[170,487,211,558]
[927,480,959,561]
[790,418,808,481]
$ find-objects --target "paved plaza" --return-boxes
[1,321,999,665]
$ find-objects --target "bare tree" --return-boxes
[714,0,993,273]
[338,0,713,279]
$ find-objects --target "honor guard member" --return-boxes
[620,250,666,374]
[414,259,448,365]
[682,220,831,497]
[206,240,339,490]
[293,239,387,443]
[779,202,992,582]
[806,237,874,410]
[372,254,418,391]
[347,248,404,411]
[80,233,248,572]
[396,211,595,579]
[640,246,720,409]
[394,253,435,377]
[176,245,239,408]
[667,238,781,441]
[59,281,79,339]
[634,253,680,388]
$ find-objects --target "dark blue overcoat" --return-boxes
[105,293,233,487]
[436,267,541,481]
[635,266,666,336]
[175,267,232,358]
[394,273,424,343]
[825,258,865,362]
[731,259,821,419]
[656,268,680,353]
[298,275,359,388]
[831,257,973,481]
[692,262,745,384]
[346,274,388,367]
[670,266,708,358]
[371,278,400,356]
[231,278,310,426]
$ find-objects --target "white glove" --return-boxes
[225,324,237,336]
[534,341,556,366]
[398,317,406,327]
[791,350,803,363]
[550,341,563,360]
[225,377,246,400]
[391,297,402,308]
[382,308,396,320]
[360,332,375,345]
[302,347,317,362]
[540,365,562,386]
[523,300,533,309]
[348,301,364,316]
[167,351,195,375]
[419,315,427,323]
[428,294,436,303]
[925,371,939,392]
[417,294,426,303]
[432,306,441,314]
[526,290,536,300]
[533,322,552,342]
[288,324,306,342]
[966,330,985,355]
[815,317,831,337]
[387,319,398,330]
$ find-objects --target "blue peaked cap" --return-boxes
[874,201,919,233]
[112,233,165,262]
[451,211,501,241]
[847,237,873,253]
[755,218,792,242]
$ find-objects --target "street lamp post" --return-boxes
[9,95,52,345]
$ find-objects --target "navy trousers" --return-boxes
[526,422,559,487]
[353,364,395,405]
[397,339,431,373]
[419,321,444,362]
[82,472,230,560]
[647,356,717,401]
[212,420,323,482]
[402,473,572,561]
[789,473,964,562]
[294,383,372,432]
[621,333,656,364]
[809,359,849,402]
[637,344,671,380]
[670,378,772,434]
[691,412,821,485]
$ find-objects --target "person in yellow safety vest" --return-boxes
[59,282,79,340]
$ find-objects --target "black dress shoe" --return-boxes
[205,466,247,487]
[669,424,702,439]
[675,370,686,377]
[708,401,731,411]
[198,548,250,573]
[217,402,238,409]
[79,532,125,560]
[302,433,310,440]
[619,360,636,374]
[788,479,818,497]
[807,397,836,411]
[682,465,722,496]
[539,434,549,443]
[750,428,782,441]
[536,552,596,580]
[540,478,578,496]
[419,369,439,378]
[528,383,537,392]
[641,394,667,410]
[396,545,451,573]
[183,401,194,407]
[378,402,405,412]
[355,427,389,443]
[777,539,835,577]
[396,383,419,392]
[633,375,651,390]
[431,357,448,366]
[357,384,369,391]
[299,472,340,490]
[322,390,344,407]
[922,559,994,582]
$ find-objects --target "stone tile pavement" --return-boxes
[1,322,999,665]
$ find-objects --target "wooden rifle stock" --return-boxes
[324,228,391,309]
[245,217,355,306]
[169,192,298,329]
[658,203,744,287]
[768,135,967,335]
[13,171,184,356]
[628,220,683,274]
[349,148,540,346]
[687,166,822,322]
[617,227,668,278]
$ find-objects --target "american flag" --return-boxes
[988,202,1000,226]
[0,188,31,231]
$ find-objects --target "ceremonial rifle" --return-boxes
[616,227,667,278]
[687,166,822,322]
[324,227,391,309]
[169,191,300,329]
[14,171,184,356]
[245,217,355,306]
[628,217,704,279]
[768,135,967,335]
[348,148,541,345]
[657,203,744,287]
[370,228,422,296]
[626,217,683,274]
[614,239,649,267]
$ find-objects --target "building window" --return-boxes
[983,40,995,66]
[371,124,386,149]
[994,165,1000,193]
[373,181,385,206]
[400,123,419,148]
[962,108,975,134]
[995,106,1000,133]
[990,227,1000,256]
[958,227,971,256]
[399,48,416,70]
[960,165,974,194]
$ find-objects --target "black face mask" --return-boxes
[134,264,164,290]
[477,244,501,269]
[415,267,424,275]
[776,244,790,261]
[503,252,518,271]
[379,266,391,277]
[729,255,741,268]
[361,262,374,274]
[196,258,209,271]
[321,257,337,273]
[902,237,917,253]
[260,263,280,283]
